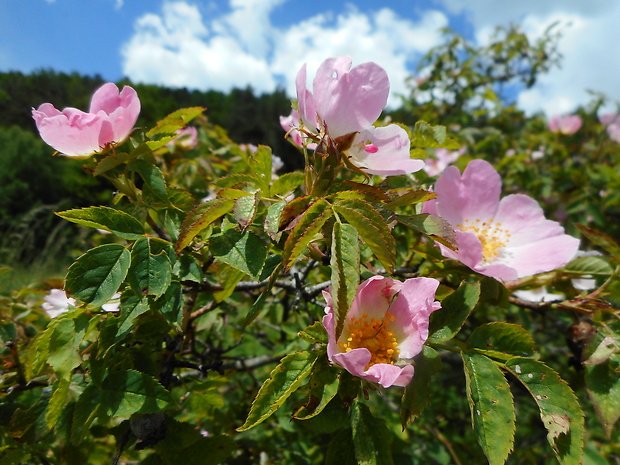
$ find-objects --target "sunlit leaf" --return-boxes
[56,206,144,240]
[397,213,457,251]
[66,244,131,307]
[293,353,339,420]
[237,350,319,431]
[282,198,333,271]
[428,281,480,343]
[334,198,395,274]
[210,229,267,280]
[468,322,537,360]
[330,222,359,340]
[128,237,173,299]
[462,352,515,465]
[505,358,584,465]
[175,198,236,252]
[585,354,620,437]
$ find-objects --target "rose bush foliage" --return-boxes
[0,39,619,465]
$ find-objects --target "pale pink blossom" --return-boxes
[32,83,140,158]
[287,56,421,175]
[423,159,580,281]
[423,147,465,176]
[548,114,582,135]
[346,125,424,176]
[101,293,121,313]
[599,113,620,142]
[279,110,317,150]
[296,56,389,140]
[530,146,545,160]
[42,289,76,318]
[167,126,198,150]
[322,276,441,388]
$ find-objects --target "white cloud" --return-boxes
[121,1,448,106]
[436,0,620,115]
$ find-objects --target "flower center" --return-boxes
[456,218,511,264]
[339,312,400,368]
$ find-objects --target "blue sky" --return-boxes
[2,0,619,115]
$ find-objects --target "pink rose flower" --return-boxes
[279,109,317,150]
[599,113,620,142]
[32,83,140,158]
[423,147,465,176]
[423,159,580,281]
[548,114,582,135]
[322,276,441,388]
[285,56,421,176]
[296,56,389,140]
[167,126,198,150]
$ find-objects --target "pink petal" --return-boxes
[348,125,424,176]
[434,160,501,225]
[313,57,389,138]
[348,276,401,321]
[504,234,580,278]
[495,194,567,246]
[32,105,104,157]
[332,348,373,379]
[388,277,440,358]
[365,363,414,388]
[295,64,318,130]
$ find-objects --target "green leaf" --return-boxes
[397,213,457,251]
[101,370,172,417]
[563,255,614,277]
[264,200,286,241]
[128,238,173,299]
[384,189,436,210]
[111,294,150,343]
[210,229,267,280]
[282,198,333,271]
[575,223,620,264]
[271,171,304,197]
[585,354,620,437]
[330,222,360,340]
[233,191,259,231]
[293,353,339,420]
[129,158,169,203]
[428,281,480,343]
[505,358,584,465]
[47,313,89,377]
[250,145,273,192]
[66,244,131,307]
[71,384,101,444]
[330,180,390,203]
[299,321,329,345]
[410,120,460,149]
[278,195,314,231]
[94,150,134,175]
[468,322,537,360]
[400,346,442,428]
[46,378,71,429]
[146,107,205,138]
[351,402,394,465]
[334,198,396,274]
[212,264,245,303]
[237,350,319,431]
[175,198,236,252]
[56,206,145,240]
[462,352,515,465]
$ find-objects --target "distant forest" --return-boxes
[0,69,304,232]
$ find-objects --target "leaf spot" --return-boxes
[514,365,521,373]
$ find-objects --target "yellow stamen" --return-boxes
[456,217,511,263]
[339,312,400,369]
